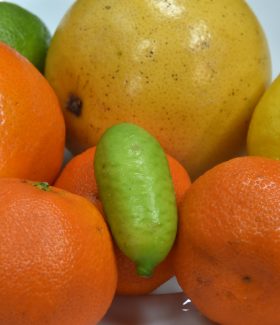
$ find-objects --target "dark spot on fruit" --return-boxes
[104,5,111,10]
[171,73,178,81]
[96,225,103,233]
[66,94,83,117]
[242,275,252,283]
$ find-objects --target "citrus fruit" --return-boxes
[55,146,191,295]
[247,74,280,159]
[174,156,280,325]
[0,2,50,72]
[45,0,271,179]
[0,43,65,183]
[167,154,192,206]
[0,178,117,325]
[55,147,102,211]
[94,123,178,277]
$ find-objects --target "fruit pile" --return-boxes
[0,1,279,324]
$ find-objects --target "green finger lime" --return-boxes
[94,123,178,277]
[0,2,50,72]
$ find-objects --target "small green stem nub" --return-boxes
[136,264,154,278]
[33,182,50,191]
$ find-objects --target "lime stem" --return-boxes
[136,264,154,278]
